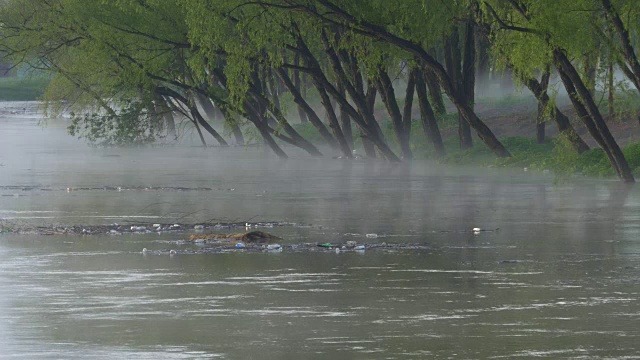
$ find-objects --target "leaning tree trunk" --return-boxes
[377,66,412,159]
[243,102,288,159]
[602,0,640,94]
[157,96,177,140]
[188,100,228,146]
[306,75,353,157]
[293,53,309,123]
[276,67,340,149]
[195,94,244,145]
[291,0,509,158]
[555,49,634,183]
[536,68,551,144]
[521,74,589,153]
[250,84,323,157]
[337,82,353,147]
[402,69,417,142]
[415,68,445,157]
[424,68,446,116]
[293,31,400,161]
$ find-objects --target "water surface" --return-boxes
[1,104,639,358]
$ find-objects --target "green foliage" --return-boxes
[67,100,160,146]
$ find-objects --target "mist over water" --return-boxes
[1,103,640,358]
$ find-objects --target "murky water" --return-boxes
[1,103,640,358]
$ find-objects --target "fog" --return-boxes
[1,101,640,358]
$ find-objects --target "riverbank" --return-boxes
[293,92,640,179]
[0,77,48,101]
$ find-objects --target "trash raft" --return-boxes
[0,221,450,255]
[148,230,432,255]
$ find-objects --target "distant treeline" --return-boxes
[0,1,639,181]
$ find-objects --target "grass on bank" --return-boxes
[0,76,49,101]
[292,113,640,179]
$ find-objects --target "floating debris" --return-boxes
[266,244,282,251]
[151,241,429,255]
[366,233,378,238]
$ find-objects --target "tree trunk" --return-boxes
[555,49,634,183]
[361,82,378,158]
[377,66,412,159]
[250,85,323,157]
[415,68,445,157]
[307,76,353,157]
[293,31,400,161]
[188,101,228,146]
[243,103,288,158]
[459,21,475,149]
[522,76,589,153]
[276,67,340,148]
[536,68,550,144]
[475,27,491,89]
[602,0,640,94]
[608,57,615,120]
[402,69,416,141]
[297,0,510,157]
[293,57,308,123]
[337,81,353,147]
[424,69,446,116]
[157,96,177,140]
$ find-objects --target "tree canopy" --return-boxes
[1,0,640,181]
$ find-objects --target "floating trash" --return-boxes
[169,249,177,256]
[354,245,366,251]
[152,223,161,228]
[235,242,246,249]
[346,240,357,248]
[194,225,204,231]
[366,233,378,238]
[335,247,340,254]
[142,248,148,254]
[472,227,481,234]
[130,226,146,232]
[266,244,281,251]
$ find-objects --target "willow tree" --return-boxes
[258,0,512,158]
[484,0,634,182]
[0,0,217,145]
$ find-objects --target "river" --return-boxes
[1,102,639,358]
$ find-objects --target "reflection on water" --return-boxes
[1,104,640,358]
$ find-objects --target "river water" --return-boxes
[1,102,640,358]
